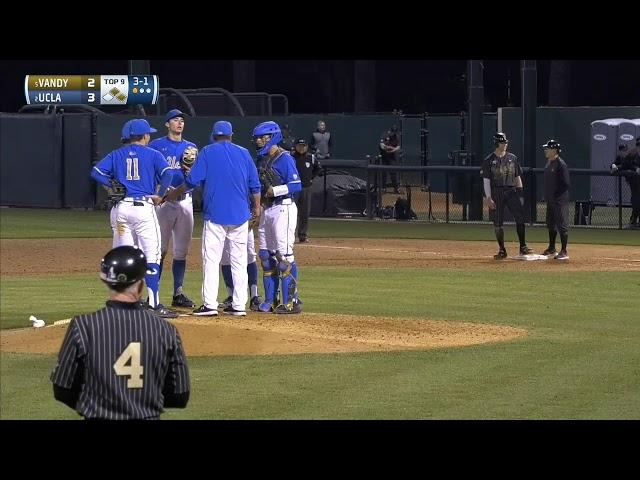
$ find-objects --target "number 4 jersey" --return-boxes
[50,300,190,420]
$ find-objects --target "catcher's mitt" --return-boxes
[181,146,198,169]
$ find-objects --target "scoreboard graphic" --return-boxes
[24,75,159,105]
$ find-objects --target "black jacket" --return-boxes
[293,152,322,187]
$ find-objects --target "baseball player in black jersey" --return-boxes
[481,133,534,259]
[51,246,190,419]
[541,140,571,260]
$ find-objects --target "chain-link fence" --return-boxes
[363,165,639,229]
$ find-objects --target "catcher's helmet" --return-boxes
[100,246,147,287]
[181,145,198,168]
[252,121,283,156]
[493,132,508,145]
[542,139,562,152]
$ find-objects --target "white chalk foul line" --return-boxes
[303,244,640,263]
[302,243,488,259]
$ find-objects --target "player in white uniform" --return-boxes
[148,110,197,308]
[91,118,178,318]
[252,121,303,314]
[219,226,262,311]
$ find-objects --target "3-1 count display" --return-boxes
[24,75,159,105]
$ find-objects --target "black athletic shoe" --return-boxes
[172,292,196,308]
[218,296,233,310]
[554,250,569,260]
[494,249,507,260]
[519,245,534,255]
[150,304,179,319]
[249,296,262,311]
[193,304,218,316]
[273,302,302,314]
[222,306,247,316]
[542,247,557,256]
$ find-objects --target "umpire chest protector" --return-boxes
[485,152,520,187]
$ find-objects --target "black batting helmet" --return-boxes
[100,246,148,287]
[542,139,562,153]
[493,132,508,146]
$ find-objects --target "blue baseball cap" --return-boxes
[124,119,157,138]
[121,120,133,140]
[165,109,186,123]
[212,120,233,136]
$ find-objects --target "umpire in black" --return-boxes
[51,245,190,420]
[292,138,322,243]
[481,132,533,259]
[541,140,571,260]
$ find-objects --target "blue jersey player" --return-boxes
[253,121,303,314]
[90,118,177,318]
[148,109,198,308]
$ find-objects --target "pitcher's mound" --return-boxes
[1,313,526,356]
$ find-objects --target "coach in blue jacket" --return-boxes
[165,121,261,316]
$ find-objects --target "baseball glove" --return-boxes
[107,179,126,207]
[181,146,198,169]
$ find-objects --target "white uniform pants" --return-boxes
[202,220,249,311]
[258,200,297,262]
[222,228,257,265]
[156,195,194,260]
[111,199,161,264]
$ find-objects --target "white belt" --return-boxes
[122,197,154,205]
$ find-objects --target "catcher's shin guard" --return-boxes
[259,249,278,307]
[277,258,299,311]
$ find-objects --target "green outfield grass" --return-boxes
[2,267,639,419]
[1,207,639,244]
[1,208,639,419]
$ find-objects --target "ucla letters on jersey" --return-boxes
[148,137,197,169]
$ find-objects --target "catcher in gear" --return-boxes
[253,121,303,314]
[148,110,199,309]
